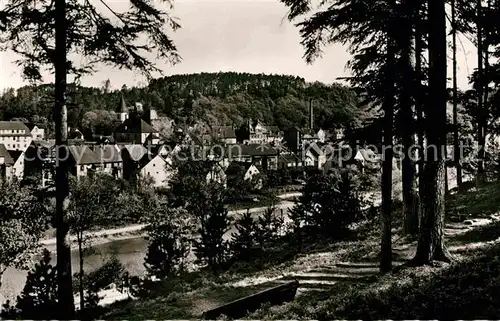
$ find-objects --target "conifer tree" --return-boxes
[0,1,180,315]
[231,210,258,261]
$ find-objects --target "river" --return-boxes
[0,201,295,306]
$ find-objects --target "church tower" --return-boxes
[117,94,128,122]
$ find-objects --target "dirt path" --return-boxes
[226,214,500,297]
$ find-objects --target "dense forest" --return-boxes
[0,72,361,137]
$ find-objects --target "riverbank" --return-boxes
[40,193,301,253]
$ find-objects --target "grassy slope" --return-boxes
[248,180,500,319]
[103,180,500,320]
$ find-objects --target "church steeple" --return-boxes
[117,94,128,122]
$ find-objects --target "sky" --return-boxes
[0,0,477,91]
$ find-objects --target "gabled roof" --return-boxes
[226,161,259,177]
[93,145,122,163]
[0,144,15,166]
[8,150,24,163]
[304,142,326,157]
[31,139,55,149]
[116,117,157,134]
[225,144,278,157]
[0,121,31,136]
[68,145,100,165]
[138,153,166,170]
[120,144,149,162]
[279,153,301,164]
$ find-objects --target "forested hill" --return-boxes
[0,72,361,136]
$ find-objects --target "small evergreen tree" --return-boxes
[291,169,363,240]
[288,203,307,253]
[256,204,282,249]
[231,210,258,261]
[193,182,231,273]
[1,249,58,319]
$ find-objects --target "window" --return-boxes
[80,165,85,171]
[153,163,155,167]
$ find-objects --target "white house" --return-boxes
[140,154,172,188]
[303,142,327,169]
[7,150,25,180]
[25,122,45,140]
[0,121,33,152]
[354,148,380,167]
[225,161,261,189]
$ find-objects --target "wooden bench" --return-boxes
[202,280,299,320]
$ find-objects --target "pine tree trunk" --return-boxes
[476,0,486,187]
[55,0,75,316]
[414,0,425,204]
[401,0,419,236]
[413,0,452,264]
[451,0,463,191]
[78,235,85,312]
[380,0,396,274]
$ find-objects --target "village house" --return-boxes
[303,142,327,169]
[119,144,153,186]
[209,126,238,144]
[226,161,260,181]
[0,143,15,183]
[278,153,303,169]
[67,145,102,179]
[7,150,25,180]
[223,143,278,171]
[0,121,33,152]
[114,96,160,144]
[92,144,123,179]
[24,122,46,140]
[353,148,380,169]
[140,153,172,188]
[237,119,282,145]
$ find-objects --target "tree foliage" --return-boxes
[0,73,360,137]
[1,249,58,320]
[0,183,49,289]
[192,182,231,272]
[295,169,364,237]
[230,210,259,262]
[144,207,194,279]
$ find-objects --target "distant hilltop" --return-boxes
[0,72,360,139]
